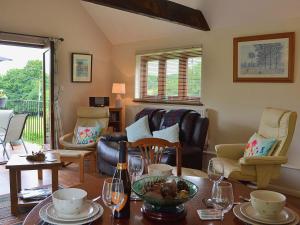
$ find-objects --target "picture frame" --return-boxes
[233,32,295,83]
[71,53,93,83]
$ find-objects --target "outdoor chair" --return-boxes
[0,114,28,160]
[0,109,13,139]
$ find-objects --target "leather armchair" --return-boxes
[59,107,110,151]
[215,107,297,188]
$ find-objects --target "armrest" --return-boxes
[100,134,128,142]
[239,156,288,165]
[59,132,73,144]
[215,144,246,160]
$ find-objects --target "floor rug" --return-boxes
[0,194,27,225]
[0,185,64,225]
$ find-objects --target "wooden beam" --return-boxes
[82,0,210,31]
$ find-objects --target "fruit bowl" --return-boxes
[132,176,198,207]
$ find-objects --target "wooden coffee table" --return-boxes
[23,174,300,225]
[6,153,62,215]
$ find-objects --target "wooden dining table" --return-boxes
[23,174,300,225]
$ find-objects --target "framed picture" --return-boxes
[71,53,92,82]
[233,32,295,82]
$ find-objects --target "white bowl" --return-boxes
[148,164,173,176]
[250,190,286,219]
[52,188,87,215]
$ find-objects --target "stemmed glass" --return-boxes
[128,155,144,200]
[207,158,224,204]
[212,181,234,221]
[102,178,125,217]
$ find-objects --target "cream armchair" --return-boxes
[215,108,297,188]
[59,107,110,151]
[56,107,109,182]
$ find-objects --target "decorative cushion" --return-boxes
[76,126,101,144]
[244,133,277,157]
[153,123,179,143]
[126,116,152,142]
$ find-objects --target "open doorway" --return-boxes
[0,43,53,152]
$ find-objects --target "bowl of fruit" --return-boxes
[132,176,198,207]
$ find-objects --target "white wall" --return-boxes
[0,0,112,133]
[112,17,300,193]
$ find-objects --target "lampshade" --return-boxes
[112,83,126,94]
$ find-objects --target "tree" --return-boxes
[0,60,43,101]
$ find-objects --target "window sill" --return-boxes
[133,99,203,106]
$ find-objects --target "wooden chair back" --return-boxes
[129,138,182,176]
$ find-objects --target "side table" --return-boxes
[5,153,62,215]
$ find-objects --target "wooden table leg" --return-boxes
[37,169,43,180]
[16,170,21,192]
[9,169,18,215]
[79,156,84,183]
[51,167,59,192]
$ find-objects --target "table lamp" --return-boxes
[112,83,125,108]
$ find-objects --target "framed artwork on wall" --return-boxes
[71,53,92,82]
[233,32,295,83]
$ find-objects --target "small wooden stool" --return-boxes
[56,150,97,183]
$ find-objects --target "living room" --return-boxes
[0,0,300,224]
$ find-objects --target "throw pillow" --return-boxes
[126,116,152,142]
[244,133,277,157]
[153,123,179,143]
[76,126,101,144]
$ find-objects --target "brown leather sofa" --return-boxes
[97,108,209,176]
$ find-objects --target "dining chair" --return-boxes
[0,114,28,159]
[129,138,182,176]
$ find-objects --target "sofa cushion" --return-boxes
[244,133,277,157]
[218,157,256,180]
[75,126,101,144]
[126,116,152,142]
[153,124,179,143]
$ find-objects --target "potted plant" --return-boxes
[0,90,8,108]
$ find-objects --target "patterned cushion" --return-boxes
[76,126,101,144]
[244,133,277,157]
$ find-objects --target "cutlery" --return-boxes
[92,195,101,202]
[239,196,250,202]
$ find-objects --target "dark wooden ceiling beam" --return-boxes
[82,0,210,31]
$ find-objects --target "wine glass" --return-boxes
[102,178,125,216]
[212,181,234,221]
[207,158,224,204]
[128,155,144,200]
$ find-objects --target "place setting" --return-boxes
[39,188,104,225]
[233,190,300,225]
[199,159,300,225]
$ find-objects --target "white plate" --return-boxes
[46,200,99,222]
[233,204,300,225]
[240,202,295,225]
[40,202,104,225]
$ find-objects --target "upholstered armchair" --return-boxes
[59,107,110,151]
[215,107,297,188]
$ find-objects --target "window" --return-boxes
[135,47,202,105]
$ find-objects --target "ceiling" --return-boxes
[81,0,300,45]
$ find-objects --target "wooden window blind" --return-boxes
[135,47,202,105]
